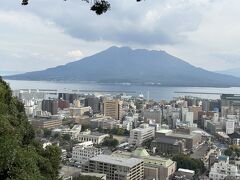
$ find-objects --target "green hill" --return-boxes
[0,77,61,180]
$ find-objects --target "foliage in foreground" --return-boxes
[21,0,144,15]
[0,77,61,180]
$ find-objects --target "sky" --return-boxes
[1,0,240,73]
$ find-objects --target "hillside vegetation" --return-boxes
[0,77,61,180]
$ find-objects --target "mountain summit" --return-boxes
[5,46,240,87]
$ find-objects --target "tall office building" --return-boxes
[82,154,144,180]
[58,99,69,110]
[42,99,58,115]
[85,96,100,114]
[221,94,240,117]
[58,93,78,104]
[103,99,123,120]
[143,109,162,124]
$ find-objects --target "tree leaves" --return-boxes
[0,78,61,179]
[21,0,144,15]
[90,0,110,15]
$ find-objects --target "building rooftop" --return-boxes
[131,148,150,158]
[156,129,173,134]
[132,124,154,131]
[112,149,175,167]
[90,155,143,168]
[178,168,195,174]
[80,130,108,137]
[168,132,198,139]
[153,137,181,145]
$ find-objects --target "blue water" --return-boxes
[5,80,240,101]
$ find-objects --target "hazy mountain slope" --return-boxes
[216,68,240,78]
[5,46,240,87]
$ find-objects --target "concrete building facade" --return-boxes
[128,124,155,146]
[82,154,144,180]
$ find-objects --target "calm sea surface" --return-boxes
[5,80,240,101]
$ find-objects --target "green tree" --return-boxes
[102,137,119,148]
[0,77,61,179]
[62,134,71,141]
[224,145,240,157]
[43,128,52,138]
[172,154,205,174]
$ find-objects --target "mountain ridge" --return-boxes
[215,68,240,78]
[5,46,240,87]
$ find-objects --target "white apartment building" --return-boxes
[209,155,240,180]
[77,130,109,144]
[128,124,155,146]
[62,124,82,139]
[181,107,194,125]
[72,141,103,163]
[82,155,144,180]
[143,109,162,124]
[226,119,235,135]
[122,116,134,131]
[69,106,91,117]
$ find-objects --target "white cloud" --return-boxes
[67,50,84,59]
[1,0,240,71]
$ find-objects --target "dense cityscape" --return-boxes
[10,88,240,180]
[2,1,240,180]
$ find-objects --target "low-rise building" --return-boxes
[70,106,91,117]
[155,128,201,150]
[80,173,106,180]
[72,141,103,163]
[62,124,82,139]
[77,130,109,144]
[152,137,185,156]
[112,148,176,180]
[82,154,144,180]
[229,132,240,145]
[173,168,195,180]
[90,116,120,130]
[209,155,240,180]
[128,124,155,146]
[31,116,62,129]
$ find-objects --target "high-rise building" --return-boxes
[82,154,144,180]
[85,96,100,114]
[42,99,58,115]
[189,106,202,121]
[58,99,69,110]
[143,109,162,124]
[221,94,240,117]
[58,93,78,104]
[103,99,123,120]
